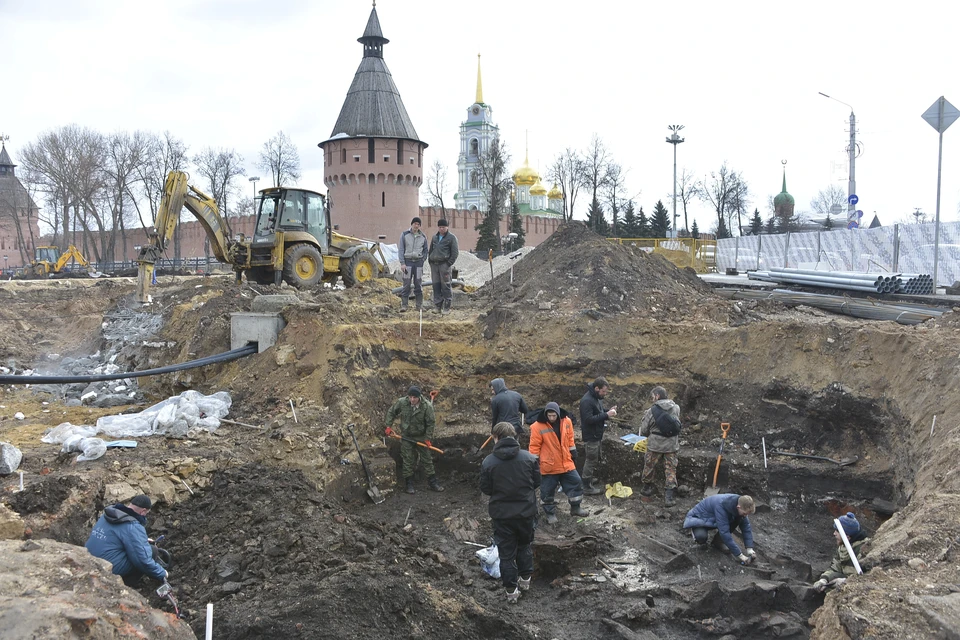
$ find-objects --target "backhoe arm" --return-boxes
[136,171,235,302]
[56,246,89,271]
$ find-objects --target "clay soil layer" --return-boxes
[1,224,959,640]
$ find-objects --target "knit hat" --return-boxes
[130,495,152,510]
[407,386,422,398]
[545,402,560,414]
[411,216,422,225]
[437,219,449,227]
[837,512,860,536]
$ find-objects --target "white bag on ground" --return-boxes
[41,423,98,445]
[60,436,107,462]
[0,442,22,474]
[96,390,232,438]
[475,544,501,579]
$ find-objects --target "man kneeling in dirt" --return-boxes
[683,494,757,565]
[528,402,589,524]
[385,386,444,494]
[480,422,541,603]
[813,512,870,592]
[85,494,168,586]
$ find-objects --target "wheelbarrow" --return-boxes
[771,450,859,466]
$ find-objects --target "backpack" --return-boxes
[651,405,682,438]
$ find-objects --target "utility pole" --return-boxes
[819,93,858,229]
[666,125,685,237]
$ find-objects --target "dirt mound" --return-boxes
[475,223,715,317]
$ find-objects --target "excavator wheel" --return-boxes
[341,251,378,288]
[282,244,324,288]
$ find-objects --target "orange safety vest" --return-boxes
[529,417,576,475]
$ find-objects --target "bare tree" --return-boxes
[548,147,586,221]
[603,162,628,237]
[698,162,739,238]
[194,147,245,217]
[257,131,301,187]
[103,131,150,262]
[676,167,698,233]
[810,184,847,216]
[582,134,611,232]
[19,125,107,257]
[133,131,189,259]
[726,173,750,236]
[425,159,448,216]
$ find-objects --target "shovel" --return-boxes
[705,423,731,497]
[346,423,385,504]
[771,450,859,466]
[387,432,445,454]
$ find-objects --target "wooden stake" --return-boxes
[220,418,263,430]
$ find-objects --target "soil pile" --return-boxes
[475,223,715,318]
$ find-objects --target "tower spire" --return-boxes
[475,54,483,104]
[781,159,788,193]
[525,130,529,164]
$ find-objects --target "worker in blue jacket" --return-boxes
[683,493,758,564]
[86,495,168,586]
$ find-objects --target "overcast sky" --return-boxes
[3,0,959,233]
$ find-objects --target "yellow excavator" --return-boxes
[136,171,388,302]
[18,245,90,278]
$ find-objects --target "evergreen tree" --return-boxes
[765,216,776,234]
[504,200,526,251]
[637,206,651,237]
[475,208,500,253]
[749,208,763,235]
[716,217,730,239]
[690,219,700,239]
[621,199,639,237]
[650,199,671,238]
[474,136,512,253]
[823,214,834,230]
[585,197,609,235]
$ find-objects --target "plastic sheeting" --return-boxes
[41,391,233,449]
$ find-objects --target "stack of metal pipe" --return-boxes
[747,267,934,295]
[716,288,946,325]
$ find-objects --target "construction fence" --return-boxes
[716,221,960,287]
[608,238,717,273]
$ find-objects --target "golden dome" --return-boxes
[513,159,539,186]
[547,183,563,200]
[529,178,548,196]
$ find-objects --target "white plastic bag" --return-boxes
[475,544,501,579]
[76,438,107,462]
[41,422,98,445]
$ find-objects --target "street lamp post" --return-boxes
[819,93,858,229]
[666,125,685,237]
[249,176,260,213]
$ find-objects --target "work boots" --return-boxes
[570,503,590,517]
[505,588,520,603]
[405,478,415,494]
[518,576,532,592]
[640,483,655,503]
[582,478,604,496]
[544,512,559,525]
[428,476,445,492]
[664,488,676,507]
[400,303,409,313]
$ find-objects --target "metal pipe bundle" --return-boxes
[716,288,945,325]
[749,270,893,293]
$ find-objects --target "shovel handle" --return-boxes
[388,433,444,454]
[713,423,731,488]
[480,435,493,450]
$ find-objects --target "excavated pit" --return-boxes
[1,225,957,639]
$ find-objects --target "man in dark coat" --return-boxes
[427,219,459,315]
[489,378,529,437]
[578,376,617,495]
[85,494,168,586]
[480,421,541,603]
[638,385,682,506]
[683,493,757,564]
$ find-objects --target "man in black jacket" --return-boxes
[578,376,617,495]
[489,378,529,437]
[427,219,459,315]
[480,421,541,603]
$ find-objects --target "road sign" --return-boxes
[848,194,859,205]
[922,96,959,134]
[856,210,863,218]
[847,221,859,229]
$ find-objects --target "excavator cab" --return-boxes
[35,247,61,264]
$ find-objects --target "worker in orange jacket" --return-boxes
[529,402,590,525]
